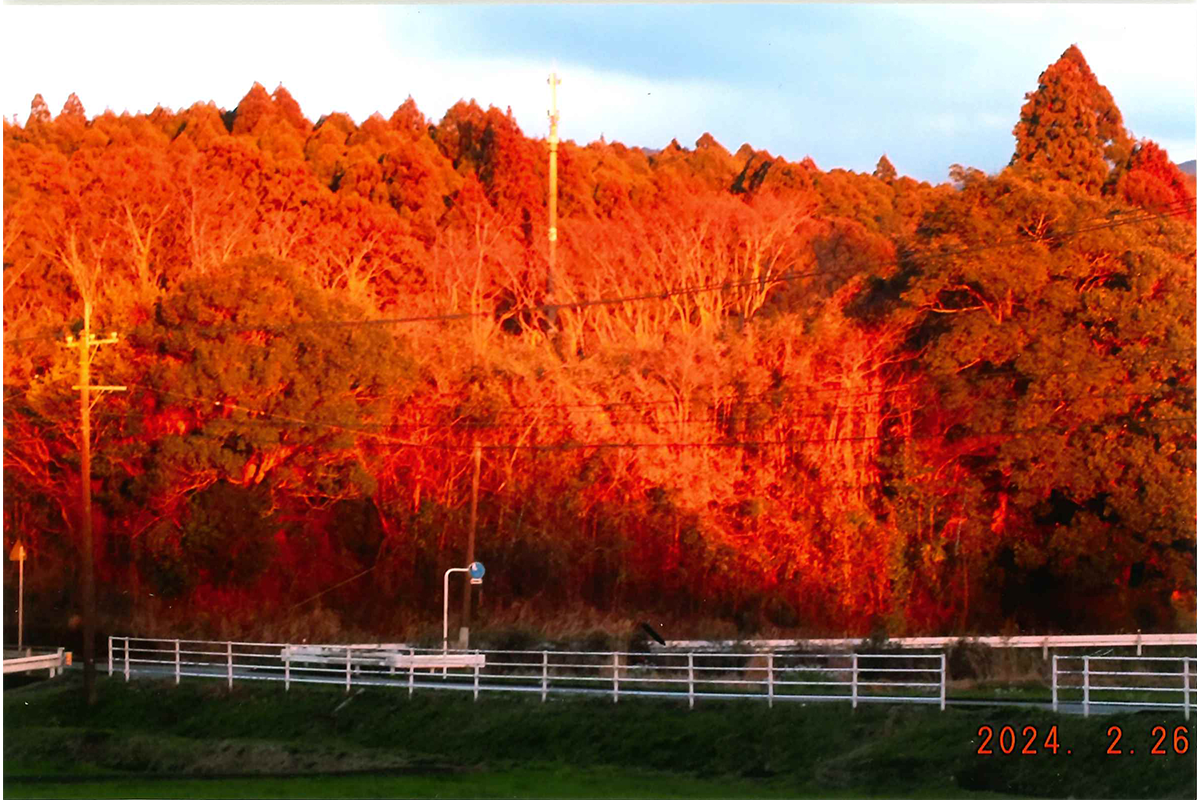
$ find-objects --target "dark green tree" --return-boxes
[888,166,1194,630]
[118,255,417,570]
[1011,45,1134,194]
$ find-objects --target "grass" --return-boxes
[2,766,1032,800]
[4,672,1196,799]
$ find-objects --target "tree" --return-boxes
[1011,45,1133,194]
[873,154,897,182]
[1117,139,1196,215]
[27,94,52,127]
[885,166,1194,630]
[118,255,417,586]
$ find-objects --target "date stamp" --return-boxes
[975,724,1192,756]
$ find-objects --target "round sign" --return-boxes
[468,561,486,579]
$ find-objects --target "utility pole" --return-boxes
[459,438,482,648]
[64,299,124,705]
[546,70,561,328]
[10,536,26,653]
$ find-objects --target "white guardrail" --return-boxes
[1053,655,1198,719]
[3,647,71,677]
[667,633,1197,659]
[107,637,946,709]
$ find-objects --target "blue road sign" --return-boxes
[468,561,486,579]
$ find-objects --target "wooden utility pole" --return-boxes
[64,300,124,705]
[546,71,561,327]
[459,438,482,647]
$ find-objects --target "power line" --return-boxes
[104,382,1194,454]
[16,348,1194,437]
[8,196,1185,348]
[195,198,1197,335]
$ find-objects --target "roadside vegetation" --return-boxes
[4,673,1194,799]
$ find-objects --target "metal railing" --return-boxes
[1053,655,1197,718]
[106,637,946,709]
[668,633,1196,659]
[3,647,70,677]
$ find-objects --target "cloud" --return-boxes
[2,3,1192,180]
[1,5,397,122]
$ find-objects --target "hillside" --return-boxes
[2,45,1195,643]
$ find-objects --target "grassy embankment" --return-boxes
[4,673,1195,799]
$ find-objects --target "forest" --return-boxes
[3,46,1195,644]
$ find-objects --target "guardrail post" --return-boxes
[939,653,946,711]
[284,648,290,692]
[473,655,480,701]
[767,652,774,709]
[345,646,352,693]
[1184,659,1191,721]
[108,636,113,677]
[688,653,695,710]
[174,640,180,685]
[408,648,414,698]
[124,637,130,682]
[851,653,858,709]
[1052,655,1058,712]
[1136,630,1142,656]
[52,647,63,678]
[227,641,233,690]
[612,652,619,703]
[541,651,548,702]
[1082,656,1090,718]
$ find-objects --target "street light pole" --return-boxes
[10,540,27,653]
[444,562,486,676]
[443,567,470,659]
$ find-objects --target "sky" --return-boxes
[1,3,1195,184]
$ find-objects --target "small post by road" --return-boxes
[851,654,858,709]
[940,653,946,711]
[1083,656,1090,718]
[612,651,620,703]
[767,652,774,708]
[1052,655,1058,712]
[688,652,694,709]
[1184,659,1191,721]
